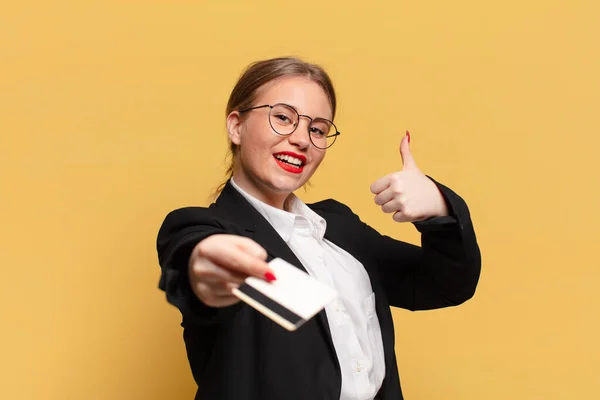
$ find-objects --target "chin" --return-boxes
[269,175,307,193]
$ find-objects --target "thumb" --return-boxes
[400,130,417,170]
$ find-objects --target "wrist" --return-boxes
[434,187,450,217]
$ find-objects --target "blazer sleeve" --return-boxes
[359,177,481,311]
[156,206,243,325]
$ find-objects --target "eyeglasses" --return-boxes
[239,103,340,149]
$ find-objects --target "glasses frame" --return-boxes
[238,103,340,149]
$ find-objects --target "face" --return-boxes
[227,76,332,206]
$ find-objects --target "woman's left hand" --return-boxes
[370,132,449,223]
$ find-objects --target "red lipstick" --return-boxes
[273,151,306,174]
[274,151,306,164]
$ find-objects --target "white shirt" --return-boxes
[231,178,386,400]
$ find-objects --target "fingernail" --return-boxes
[264,271,276,282]
[406,130,411,143]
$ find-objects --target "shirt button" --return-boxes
[356,361,363,372]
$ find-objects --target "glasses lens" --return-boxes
[309,118,337,149]
[269,104,298,135]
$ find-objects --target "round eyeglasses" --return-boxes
[239,103,340,149]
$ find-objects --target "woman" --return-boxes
[156,57,481,400]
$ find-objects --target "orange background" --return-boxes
[1,1,599,399]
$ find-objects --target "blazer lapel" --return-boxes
[215,181,337,356]
[215,181,306,268]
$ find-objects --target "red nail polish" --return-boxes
[406,130,411,143]
[265,271,276,282]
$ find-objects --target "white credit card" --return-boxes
[232,258,338,331]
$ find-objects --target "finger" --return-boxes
[196,280,240,296]
[233,236,268,260]
[202,239,271,279]
[373,178,406,206]
[370,173,393,194]
[399,132,417,171]
[373,188,395,206]
[197,284,234,298]
[393,210,412,223]
[381,197,406,214]
[210,281,240,297]
[194,282,241,307]
[192,258,247,285]
[393,208,428,223]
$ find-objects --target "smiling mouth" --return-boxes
[273,152,306,174]
[273,153,305,167]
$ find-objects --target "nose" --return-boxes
[287,117,311,150]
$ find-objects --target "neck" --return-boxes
[231,174,291,211]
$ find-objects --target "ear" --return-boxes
[226,111,243,146]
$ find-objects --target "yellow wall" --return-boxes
[2,1,599,399]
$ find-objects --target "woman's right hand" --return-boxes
[188,234,274,308]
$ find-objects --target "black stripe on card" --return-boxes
[237,284,304,326]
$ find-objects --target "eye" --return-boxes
[310,119,331,137]
[310,126,326,137]
[274,114,292,123]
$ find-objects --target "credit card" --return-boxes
[232,258,337,331]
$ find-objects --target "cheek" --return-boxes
[310,150,326,169]
[243,121,279,150]
[240,131,279,166]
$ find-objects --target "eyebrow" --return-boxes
[279,102,334,121]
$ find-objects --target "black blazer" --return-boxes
[156,178,481,400]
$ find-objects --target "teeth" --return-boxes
[275,154,303,167]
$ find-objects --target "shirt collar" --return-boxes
[230,178,327,242]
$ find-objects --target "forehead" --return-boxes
[255,76,332,119]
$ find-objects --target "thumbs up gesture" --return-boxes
[370,131,449,223]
